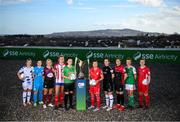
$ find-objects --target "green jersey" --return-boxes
[125,66,136,84]
[63,65,75,84]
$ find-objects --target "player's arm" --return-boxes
[124,73,127,81]
[121,67,126,83]
[96,70,104,84]
[43,69,45,80]
[147,68,151,82]
[134,74,137,81]
[54,65,57,76]
[32,67,35,80]
[63,74,70,79]
[111,68,115,79]
[133,67,137,80]
[62,68,67,78]
[88,70,91,80]
[17,68,23,80]
[17,71,22,80]
[62,68,70,80]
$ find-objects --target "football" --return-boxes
[142,79,150,85]
[20,73,25,80]
[70,73,76,80]
[89,79,96,86]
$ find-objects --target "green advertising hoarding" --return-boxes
[0,46,180,64]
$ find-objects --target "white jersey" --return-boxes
[54,64,65,83]
[19,66,33,82]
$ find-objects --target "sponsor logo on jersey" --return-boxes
[78,82,85,88]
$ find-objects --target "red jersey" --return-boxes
[89,67,102,86]
[138,66,150,83]
[54,63,66,83]
[114,65,125,84]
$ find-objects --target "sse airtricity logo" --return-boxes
[43,50,50,58]
[133,52,142,61]
[3,49,9,57]
[86,51,93,59]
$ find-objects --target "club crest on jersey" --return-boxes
[47,73,53,78]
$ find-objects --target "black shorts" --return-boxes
[64,83,75,92]
[44,77,54,89]
[114,79,124,92]
[103,80,113,92]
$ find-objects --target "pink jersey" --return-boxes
[54,63,66,83]
[138,66,150,84]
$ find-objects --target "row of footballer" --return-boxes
[17,55,151,112]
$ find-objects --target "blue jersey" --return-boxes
[33,66,44,82]
[33,66,44,92]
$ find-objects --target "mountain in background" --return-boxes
[46,28,163,37]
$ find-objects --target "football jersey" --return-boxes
[89,67,102,86]
[102,66,113,81]
[33,66,44,78]
[138,66,150,83]
[63,65,75,84]
[125,66,136,84]
[54,63,65,83]
[114,65,125,84]
[44,67,54,78]
[19,66,33,82]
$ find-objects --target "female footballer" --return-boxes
[17,58,34,107]
[33,60,44,107]
[43,59,55,108]
[124,58,137,110]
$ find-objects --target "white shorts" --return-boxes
[125,84,136,91]
[22,81,33,90]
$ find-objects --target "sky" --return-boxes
[0,0,180,34]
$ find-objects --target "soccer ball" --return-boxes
[20,73,25,80]
[70,73,76,80]
[89,79,96,86]
[142,79,150,85]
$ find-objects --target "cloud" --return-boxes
[66,0,73,5]
[128,0,164,7]
[0,0,31,4]
[119,6,180,33]
[93,6,180,34]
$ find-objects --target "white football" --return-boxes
[142,79,150,85]
[70,73,76,80]
[90,79,96,86]
[20,73,25,80]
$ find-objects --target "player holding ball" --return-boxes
[88,60,104,112]
[137,59,151,109]
[124,58,137,110]
[17,58,34,107]
[63,58,76,111]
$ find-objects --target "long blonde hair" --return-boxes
[46,59,53,67]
